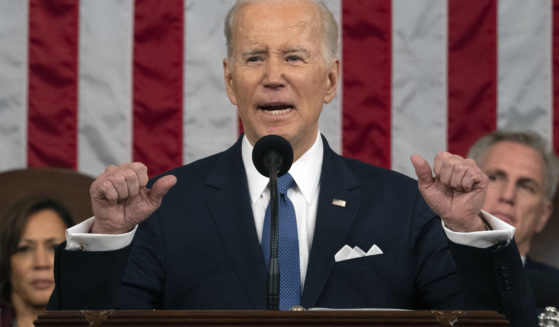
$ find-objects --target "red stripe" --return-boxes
[342,0,392,169]
[27,0,79,169]
[447,0,497,157]
[133,0,184,177]
[554,0,559,154]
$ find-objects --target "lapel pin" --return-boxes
[332,199,346,208]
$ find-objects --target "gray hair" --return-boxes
[224,0,339,64]
[468,130,559,200]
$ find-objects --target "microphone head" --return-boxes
[252,135,294,177]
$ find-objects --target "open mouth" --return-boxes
[258,104,294,115]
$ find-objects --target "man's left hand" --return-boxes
[410,152,489,232]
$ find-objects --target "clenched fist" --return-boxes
[411,152,489,232]
[89,162,177,234]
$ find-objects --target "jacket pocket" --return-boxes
[333,253,395,274]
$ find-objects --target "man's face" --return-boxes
[223,0,339,160]
[480,141,553,256]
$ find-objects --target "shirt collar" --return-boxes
[242,132,323,204]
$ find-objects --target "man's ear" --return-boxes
[223,58,238,105]
[535,200,553,233]
[323,58,340,104]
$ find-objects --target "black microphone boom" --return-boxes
[252,135,293,310]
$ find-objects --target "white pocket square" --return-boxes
[334,244,383,262]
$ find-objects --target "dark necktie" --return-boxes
[261,173,301,310]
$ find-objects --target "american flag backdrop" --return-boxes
[0,0,558,179]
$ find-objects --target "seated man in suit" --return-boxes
[48,1,536,326]
[468,130,559,307]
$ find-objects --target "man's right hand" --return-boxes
[89,162,177,234]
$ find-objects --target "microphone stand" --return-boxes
[252,134,293,311]
[267,163,280,310]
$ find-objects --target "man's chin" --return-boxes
[255,129,291,141]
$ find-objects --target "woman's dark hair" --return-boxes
[0,196,74,304]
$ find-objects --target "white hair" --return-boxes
[468,130,559,200]
[224,0,339,64]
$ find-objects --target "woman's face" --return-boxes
[10,209,67,307]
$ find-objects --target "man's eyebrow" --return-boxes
[242,49,267,56]
[486,168,506,176]
[283,47,309,54]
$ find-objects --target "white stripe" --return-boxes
[391,0,447,177]
[0,0,557,174]
[318,0,342,154]
[183,0,238,164]
[497,0,553,148]
[0,0,28,172]
[77,0,134,176]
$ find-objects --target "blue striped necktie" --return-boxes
[261,173,301,310]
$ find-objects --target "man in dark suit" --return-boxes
[48,1,536,326]
[468,130,559,308]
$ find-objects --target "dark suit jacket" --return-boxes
[525,257,559,309]
[49,136,536,326]
[526,257,559,275]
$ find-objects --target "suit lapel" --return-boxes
[301,137,361,308]
[204,138,267,308]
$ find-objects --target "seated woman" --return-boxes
[0,196,73,327]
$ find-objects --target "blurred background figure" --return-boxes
[468,130,559,308]
[0,168,93,223]
[0,197,73,327]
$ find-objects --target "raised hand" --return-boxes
[410,152,488,232]
[89,162,177,234]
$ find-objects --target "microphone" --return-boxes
[252,135,293,310]
[252,134,293,178]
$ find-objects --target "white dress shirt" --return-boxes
[242,132,323,288]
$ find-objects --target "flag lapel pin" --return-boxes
[332,199,346,208]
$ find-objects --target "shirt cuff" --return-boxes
[443,210,515,248]
[65,217,137,251]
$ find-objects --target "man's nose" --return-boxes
[498,181,516,204]
[263,58,285,89]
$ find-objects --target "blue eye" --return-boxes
[286,55,302,62]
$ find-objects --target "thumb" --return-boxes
[410,154,434,187]
[148,175,177,203]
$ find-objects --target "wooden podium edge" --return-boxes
[35,309,508,326]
